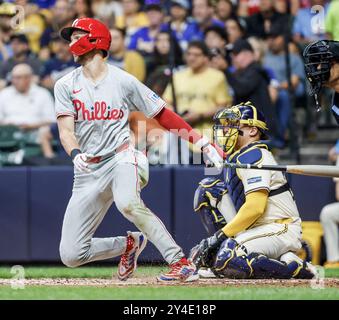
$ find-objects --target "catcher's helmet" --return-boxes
[60,18,111,57]
[303,40,339,97]
[213,102,268,155]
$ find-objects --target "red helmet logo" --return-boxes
[60,18,111,57]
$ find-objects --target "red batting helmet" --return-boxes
[60,18,111,57]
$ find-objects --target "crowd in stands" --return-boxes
[0,0,337,166]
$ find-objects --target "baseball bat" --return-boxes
[224,163,339,178]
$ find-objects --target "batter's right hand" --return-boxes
[73,153,93,173]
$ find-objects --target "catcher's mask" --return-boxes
[303,40,339,108]
[213,102,268,155]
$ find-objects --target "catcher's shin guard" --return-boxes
[280,252,315,279]
[213,238,253,279]
[194,177,227,235]
[249,253,293,279]
[213,239,298,279]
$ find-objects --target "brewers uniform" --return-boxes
[222,142,302,260]
[192,103,315,279]
[55,64,184,267]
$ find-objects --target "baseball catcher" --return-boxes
[190,102,317,279]
[303,40,339,124]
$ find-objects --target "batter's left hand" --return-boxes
[202,144,223,169]
[196,136,224,169]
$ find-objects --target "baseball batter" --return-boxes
[191,102,317,279]
[55,18,223,282]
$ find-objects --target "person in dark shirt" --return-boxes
[245,0,289,39]
[128,1,166,56]
[168,0,201,51]
[225,39,278,140]
[192,0,224,37]
[39,0,75,60]
[41,35,77,91]
[0,34,42,82]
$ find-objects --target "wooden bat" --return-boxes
[223,163,339,178]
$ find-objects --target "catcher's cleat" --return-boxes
[157,257,199,282]
[323,261,339,269]
[117,231,147,281]
[198,267,217,279]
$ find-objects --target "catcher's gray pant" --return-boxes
[320,202,339,262]
[59,147,183,267]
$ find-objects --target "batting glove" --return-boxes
[196,136,223,169]
[73,153,94,173]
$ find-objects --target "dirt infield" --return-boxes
[1,277,338,287]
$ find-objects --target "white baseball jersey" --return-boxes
[237,148,301,227]
[54,64,166,156]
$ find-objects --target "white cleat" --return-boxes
[198,268,217,279]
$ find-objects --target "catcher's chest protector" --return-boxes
[224,141,269,211]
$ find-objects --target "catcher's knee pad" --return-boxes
[194,177,227,235]
[213,238,253,279]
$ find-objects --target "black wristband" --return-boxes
[70,149,81,160]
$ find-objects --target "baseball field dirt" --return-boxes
[0,266,338,299]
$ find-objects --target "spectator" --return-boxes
[248,36,279,105]
[74,0,94,19]
[40,0,75,61]
[0,64,55,161]
[225,17,246,44]
[108,27,146,82]
[325,0,339,40]
[163,41,231,133]
[115,0,149,43]
[237,0,261,17]
[128,1,166,57]
[41,35,78,91]
[225,39,278,139]
[14,0,46,53]
[0,34,42,83]
[0,2,17,62]
[147,31,183,95]
[192,0,224,37]
[168,0,199,51]
[204,25,228,51]
[264,24,306,147]
[320,142,339,269]
[293,0,329,47]
[209,47,229,74]
[214,0,236,22]
[245,0,289,39]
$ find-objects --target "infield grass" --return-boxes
[0,265,338,300]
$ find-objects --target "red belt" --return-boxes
[88,141,130,163]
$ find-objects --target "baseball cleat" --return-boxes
[117,231,147,281]
[157,257,199,282]
[198,267,216,279]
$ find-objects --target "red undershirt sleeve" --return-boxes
[154,107,225,158]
